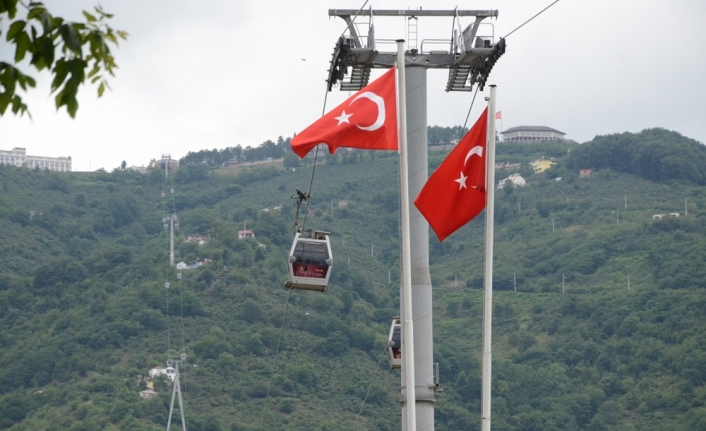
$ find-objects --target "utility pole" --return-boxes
[328,10,504,430]
[628,274,631,292]
[166,354,188,431]
[685,198,688,216]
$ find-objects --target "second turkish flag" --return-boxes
[414,108,489,242]
[290,68,398,158]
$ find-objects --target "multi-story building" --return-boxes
[0,147,72,172]
[500,126,566,142]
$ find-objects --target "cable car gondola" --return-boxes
[387,316,402,369]
[285,230,332,292]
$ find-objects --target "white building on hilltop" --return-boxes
[497,173,526,189]
[149,366,176,382]
[0,147,72,172]
[500,126,566,142]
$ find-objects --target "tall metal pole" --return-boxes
[481,85,497,431]
[167,370,177,430]
[405,50,436,431]
[397,40,418,431]
[176,365,187,430]
[325,11,502,431]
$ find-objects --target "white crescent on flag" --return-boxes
[463,146,484,165]
[350,92,385,131]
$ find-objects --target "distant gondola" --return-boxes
[387,316,402,369]
[285,230,332,292]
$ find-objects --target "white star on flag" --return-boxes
[334,110,353,126]
[454,172,468,190]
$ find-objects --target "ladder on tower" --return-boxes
[341,65,371,91]
[407,16,418,52]
[446,64,474,92]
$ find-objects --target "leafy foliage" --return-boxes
[0,1,127,117]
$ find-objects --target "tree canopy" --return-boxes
[568,128,706,185]
[0,1,127,118]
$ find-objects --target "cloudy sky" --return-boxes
[2,0,705,171]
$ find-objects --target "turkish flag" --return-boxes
[495,111,502,120]
[290,68,398,158]
[414,108,488,242]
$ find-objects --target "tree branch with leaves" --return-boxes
[0,1,127,118]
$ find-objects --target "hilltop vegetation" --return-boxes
[0,128,705,431]
[568,128,706,185]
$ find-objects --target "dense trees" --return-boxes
[568,128,706,185]
[180,137,290,166]
[0,126,705,429]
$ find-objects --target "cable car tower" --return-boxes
[166,353,188,431]
[328,8,504,431]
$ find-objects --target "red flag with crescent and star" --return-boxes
[290,68,398,158]
[414,108,489,242]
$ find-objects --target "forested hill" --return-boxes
[567,128,706,185]
[177,125,470,168]
[1,128,706,430]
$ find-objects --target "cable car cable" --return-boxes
[353,343,389,430]
[167,166,190,430]
[503,0,562,39]
[258,288,294,431]
[297,0,369,230]
[167,177,186,355]
[458,86,480,142]
[162,184,171,353]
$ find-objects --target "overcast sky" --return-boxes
[2,0,705,171]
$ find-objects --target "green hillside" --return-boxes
[1,128,706,431]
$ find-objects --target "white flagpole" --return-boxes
[396,39,417,431]
[481,85,497,431]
